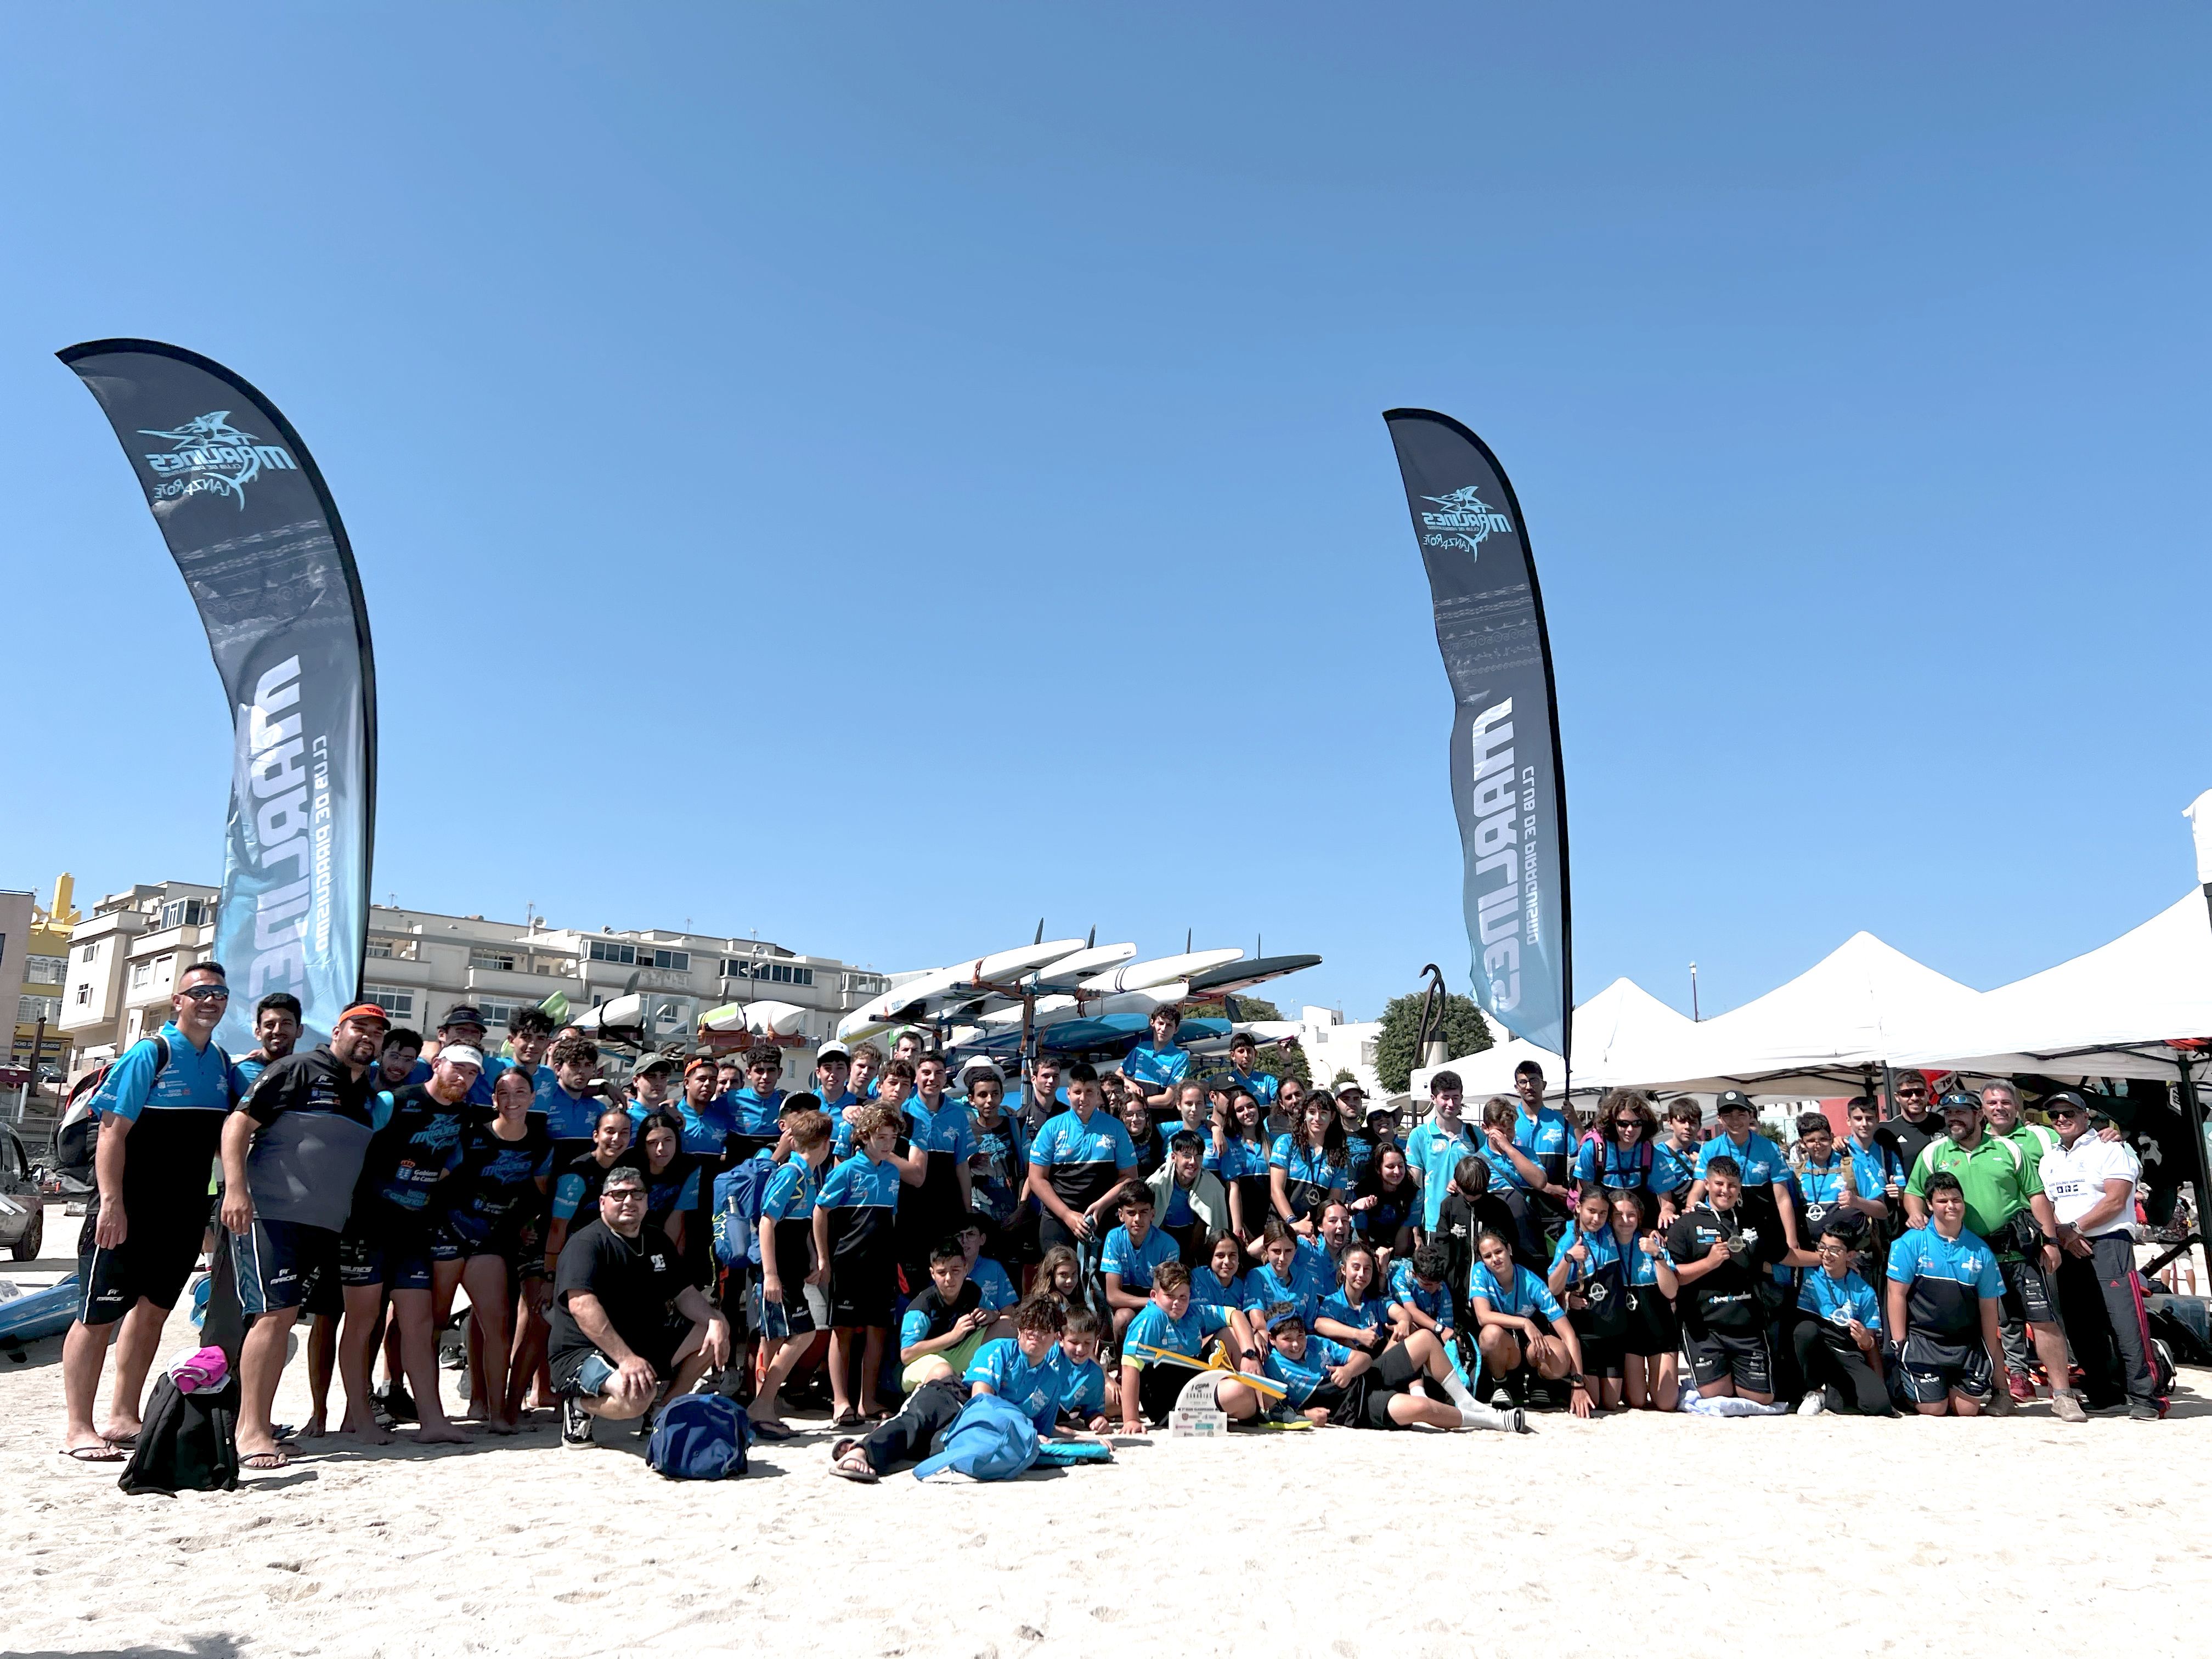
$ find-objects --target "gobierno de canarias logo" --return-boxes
[1418,484,1514,560]
[138,411,298,509]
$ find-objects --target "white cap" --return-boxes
[437,1044,486,1071]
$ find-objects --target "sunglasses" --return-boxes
[2050,1108,2085,1119]
[180,985,230,1002]
[602,1188,647,1201]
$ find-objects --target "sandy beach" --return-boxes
[5,1199,2211,1659]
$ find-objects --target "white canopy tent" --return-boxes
[1891,890,2212,1082]
[1408,977,1699,1102]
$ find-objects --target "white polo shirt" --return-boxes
[2037,1133,2141,1235]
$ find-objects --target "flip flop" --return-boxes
[59,1443,123,1463]
[104,1430,140,1448]
[241,1451,290,1470]
[271,1423,298,1443]
[748,1419,795,1441]
[832,1410,864,1429]
[826,1440,878,1483]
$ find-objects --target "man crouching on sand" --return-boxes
[548,1165,730,1448]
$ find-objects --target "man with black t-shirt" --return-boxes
[1880,1073,1940,1187]
[1667,1156,1818,1403]
[550,1165,729,1447]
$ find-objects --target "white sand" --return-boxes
[6,1200,2212,1658]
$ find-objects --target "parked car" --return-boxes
[0,1125,44,1260]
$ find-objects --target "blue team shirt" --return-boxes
[817,1152,902,1213]
[1030,1110,1138,1176]
[1059,1356,1107,1417]
[1651,1138,1699,1194]
[1621,1232,1669,1286]
[676,1095,742,1159]
[1224,1069,1280,1108]
[759,1155,825,1222]
[1887,1226,2002,1296]
[1387,1259,1453,1326]
[1798,1267,1882,1331]
[1187,1267,1246,1311]
[968,1255,1019,1312]
[538,1082,607,1143]
[1548,1222,1624,1286]
[1511,1105,1576,1182]
[723,1086,785,1138]
[1292,1235,1340,1298]
[905,1096,977,1158]
[1101,1224,1180,1291]
[1262,1335,1355,1407]
[1124,1301,1231,1365]
[1244,1261,1324,1328]
[95,1022,235,1121]
[1121,1041,1190,1096]
[1572,1137,1658,1191]
[1270,1135,1348,1195]
[1406,1119,1479,1230]
[1318,1290,1391,1340]
[1845,1135,1904,1199]
[1470,1260,1566,1324]
[1696,1131,1786,1190]
[1204,1136,1272,1181]
[966,1338,1069,1436]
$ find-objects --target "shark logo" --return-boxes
[1418,484,1514,559]
[138,410,297,509]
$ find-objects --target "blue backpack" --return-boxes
[711,1155,777,1269]
[646,1392,751,1480]
[911,1393,1040,1482]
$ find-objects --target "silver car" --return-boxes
[0,1126,45,1260]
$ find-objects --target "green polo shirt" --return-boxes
[1905,1132,2044,1245]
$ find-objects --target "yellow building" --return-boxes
[13,873,78,1080]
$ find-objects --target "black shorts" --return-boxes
[337,1216,436,1294]
[76,1195,208,1324]
[1620,1285,1681,1357]
[1135,1357,1209,1424]
[1685,1325,1773,1394]
[1577,1336,1625,1380]
[1898,1331,1993,1402]
[1997,1256,2057,1326]
[828,1251,897,1329]
[550,1315,687,1398]
[231,1219,340,1317]
[1320,1343,1427,1431]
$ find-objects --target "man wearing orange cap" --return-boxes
[218,1002,391,1469]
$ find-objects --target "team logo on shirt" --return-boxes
[1418,484,1514,558]
[138,411,298,509]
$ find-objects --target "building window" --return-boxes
[25,953,66,986]
[18,995,63,1024]
[651,949,690,972]
[80,943,98,963]
[474,997,521,1029]
[131,960,153,989]
[75,983,92,1006]
[738,961,812,987]
[588,940,637,966]
[160,898,210,929]
[365,939,393,959]
[363,984,416,1019]
[469,949,518,972]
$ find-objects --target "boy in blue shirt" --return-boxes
[1387,1242,1458,1351]
[1406,1073,1479,1240]
[1689,1090,1803,1261]
[1885,1171,2007,1417]
[1790,1215,1891,1417]
[811,1104,910,1426]
[1220,1313,1518,1432]
[896,1239,992,1392]
[723,1049,787,1161]
[1118,1261,1250,1431]
[956,1222,1020,1318]
[1121,1006,1191,1110]
[1101,1183,1182,1349]
[1056,1306,1111,1432]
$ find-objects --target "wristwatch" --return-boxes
[1566,1372,1587,1385]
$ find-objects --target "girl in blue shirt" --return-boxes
[1243,1221,1325,1332]
[1209,1092,1274,1251]
[1572,1090,1661,1198]
[1610,1189,1680,1412]
[1187,1232,1248,1316]
[1271,1097,1351,1233]
[1545,1184,1629,1409]
[1470,1228,1592,1417]
[1315,1238,1392,1355]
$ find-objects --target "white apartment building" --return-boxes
[57,882,889,1079]
[1288,1006,1385,1098]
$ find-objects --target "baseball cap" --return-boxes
[2045,1090,2090,1115]
[960,1057,1002,1085]
[1365,1104,1397,1124]
[437,1043,487,1071]
[336,1002,392,1029]
[439,1005,487,1031]
[1337,1081,1368,1101]
[816,1040,851,1063]
[1715,1089,1755,1114]
[633,1053,675,1076]
[1268,1312,1308,1335]
[1939,1090,1983,1114]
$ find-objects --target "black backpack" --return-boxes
[52,1036,168,1184]
[117,1371,240,1496]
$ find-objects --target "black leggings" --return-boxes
[855,1378,967,1475]
[1789,1320,1893,1415]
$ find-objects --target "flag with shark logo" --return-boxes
[1383,409,1570,1065]
[61,339,377,1052]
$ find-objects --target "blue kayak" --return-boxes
[0,1276,80,1343]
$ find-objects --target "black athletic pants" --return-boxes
[1788,1320,1893,1415]
[2055,1234,2159,1409]
[856,1378,967,1475]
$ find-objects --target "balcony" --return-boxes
[466,966,583,998]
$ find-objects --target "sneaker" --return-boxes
[380,1382,418,1424]
[2007,1373,2036,1403]
[2128,1401,2164,1423]
[1489,1388,1515,1413]
[1504,1406,1530,1435]
[560,1396,594,1448]
[2050,1390,2088,1424]
[1796,1392,1826,1417]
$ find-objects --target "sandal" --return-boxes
[826,1439,878,1483]
[59,1443,123,1463]
[832,1409,864,1429]
[748,1418,795,1442]
[241,1450,291,1470]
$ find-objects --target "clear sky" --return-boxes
[2,6,2204,1029]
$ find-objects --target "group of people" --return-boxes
[57,975,2174,1478]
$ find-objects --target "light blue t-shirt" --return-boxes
[1124,1300,1231,1365]
[1101,1224,1180,1291]
[965,1337,1068,1436]
[1469,1260,1565,1324]
[1405,1119,1479,1231]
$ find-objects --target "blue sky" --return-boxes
[2,6,2205,1027]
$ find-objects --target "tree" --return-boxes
[1373,990,1492,1094]
[1182,996,1311,1085]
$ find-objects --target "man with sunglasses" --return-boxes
[59,961,242,1460]
[1879,1073,1940,1185]
[2040,1093,2164,1420]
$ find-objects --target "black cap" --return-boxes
[1715,1088,1755,1115]
[633,1053,675,1076]
[1939,1090,1982,1114]
[440,1004,486,1031]
[1204,1073,1235,1093]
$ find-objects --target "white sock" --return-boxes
[1457,1401,1509,1431]
[1441,1372,1478,1411]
